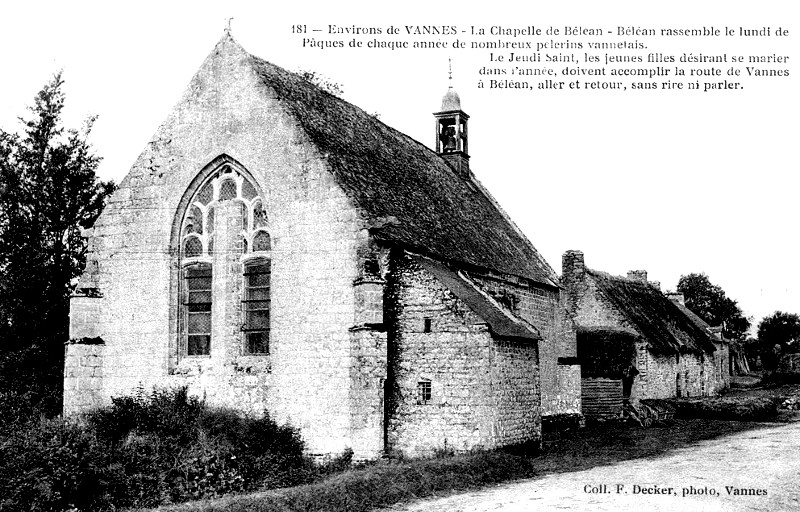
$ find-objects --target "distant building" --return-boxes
[665,291,730,391]
[562,250,728,420]
[64,32,581,459]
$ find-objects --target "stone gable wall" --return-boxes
[65,37,369,457]
[573,275,640,334]
[467,273,580,417]
[387,254,541,457]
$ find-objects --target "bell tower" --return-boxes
[434,59,470,178]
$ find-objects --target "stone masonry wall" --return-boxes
[67,36,369,457]
[635,351,676,399]
[387,254,540,457]
[348,328,387,460]
[63,343,104,415]
[637,350,713,399]
[490,339,541,445]
[467,273,580,417]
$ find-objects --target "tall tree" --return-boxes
[758,311,800,352]
[0,73,114,413]
[676,273,751,341]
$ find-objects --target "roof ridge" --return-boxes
[242,49,559,286]
[588,269,717,354]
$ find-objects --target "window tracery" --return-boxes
[178,163,272,357]
[179,166,272,263]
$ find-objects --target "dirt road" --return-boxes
[382,421,800,511]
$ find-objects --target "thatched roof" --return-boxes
[243,40,557,287]
[587,270,717,355]
[671,301,725,344]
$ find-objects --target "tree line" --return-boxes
[677,273,800,372]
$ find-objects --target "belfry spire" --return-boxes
[434,59,470,178]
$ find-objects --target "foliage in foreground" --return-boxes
[154,418,777,512]
[0,387,311,511]
[157,451,533,512]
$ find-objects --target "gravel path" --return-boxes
[381,421,800,511]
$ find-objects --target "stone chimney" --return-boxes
[562,250,585,284]
[666,292,685,306]
[627,270,647,283]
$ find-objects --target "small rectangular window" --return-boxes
[417,381,431,403]
[243,261,271,354]
[184,264,212,355]
[423,318,432,333]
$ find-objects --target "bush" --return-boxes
[760,372,800,387]
[0,347,63,429]
[0,418,121,511]
[667,396,780,421]
[0,387,311,511]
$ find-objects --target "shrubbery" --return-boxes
[0,387,313,511]
[760,372,800,387]
[667,396,780,421]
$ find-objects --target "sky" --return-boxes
[0,1,796,331]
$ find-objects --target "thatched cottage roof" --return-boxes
[587,270,717,355]
[242,39,557,287]
[671,301,725,345]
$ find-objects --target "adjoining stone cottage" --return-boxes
[64,32,581,460]
[666,291,730,390]
[561,250,729,420]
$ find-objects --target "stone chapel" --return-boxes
[65,32,580,459]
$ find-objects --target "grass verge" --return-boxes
[152,417,780,512]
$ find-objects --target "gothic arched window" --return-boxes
[178,161,271,357]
